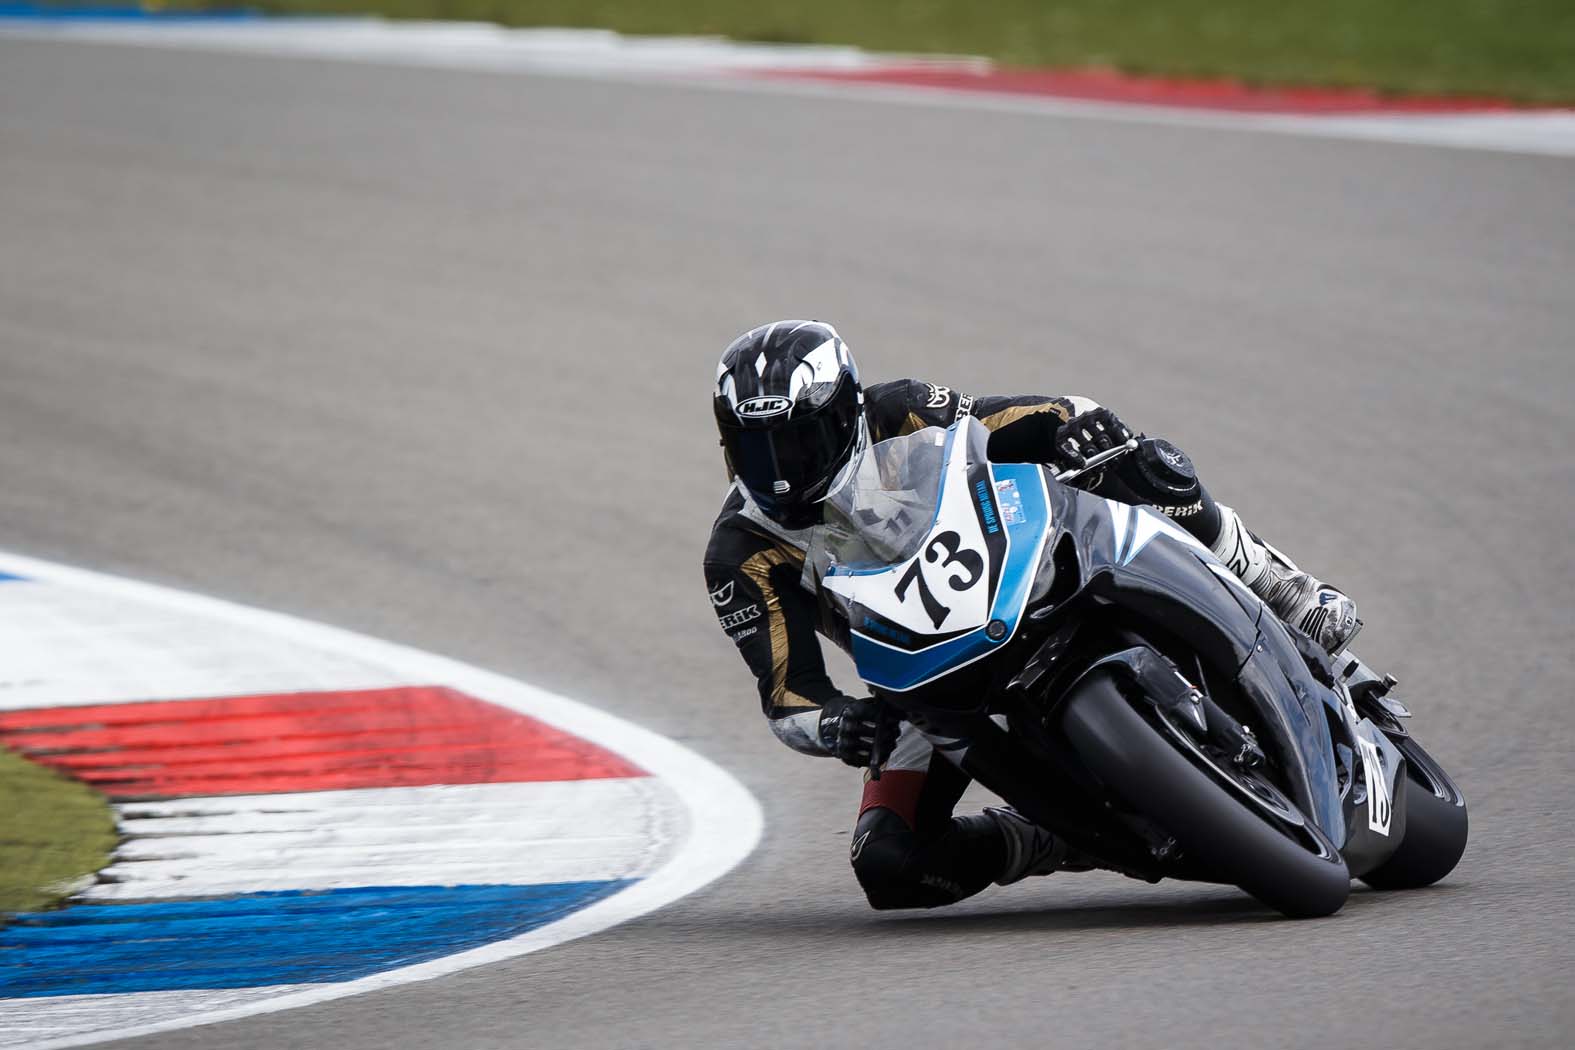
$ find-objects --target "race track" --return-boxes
[2,36,1573,1049]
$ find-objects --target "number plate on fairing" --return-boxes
[822,421,1050,693]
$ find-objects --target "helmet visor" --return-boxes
[720,378,860,523]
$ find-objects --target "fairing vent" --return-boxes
[1047,532,1082,607]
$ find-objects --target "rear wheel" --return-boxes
[1360,736,1468,890]
[1062,670,1350,918]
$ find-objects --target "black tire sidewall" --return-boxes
[1062,670,1351,918]
[1360,757,1469,890]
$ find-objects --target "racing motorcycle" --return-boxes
[810,417,1467,918]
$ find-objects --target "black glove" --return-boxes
[819,695,899,768]
[1054,408,1133,470]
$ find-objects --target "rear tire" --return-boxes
[1062,670,1350,918]
[1360,738,1468,890]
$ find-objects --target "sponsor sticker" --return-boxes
[1357,734,1394,836]
[1159,500,1203,519]
[861,615,914,647]
[718,604,761,630]
[995,478,1024,526]
[974,479,1000,535]
[924,383,952,409]
[736,396,791,418]
[708,581,735,607]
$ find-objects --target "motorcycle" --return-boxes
[809,416,1467,917]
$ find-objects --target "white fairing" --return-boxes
[823,427,990,638]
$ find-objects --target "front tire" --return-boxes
[1360,736,1468,890]
[1062,670,1351,918]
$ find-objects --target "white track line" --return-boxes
[0,550,762,1050]
[688,73,1575,159]
[87,779,675,901]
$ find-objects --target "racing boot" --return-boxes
[986,806,1095,884]
[1210,504,1361,654]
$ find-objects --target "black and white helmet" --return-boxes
[713,320,866,530]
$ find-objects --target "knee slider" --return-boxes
[849,809,921,910]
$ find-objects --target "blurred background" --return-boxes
[23,0,1575,101]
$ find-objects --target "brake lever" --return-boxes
[866,706,900,781]
[1053,438,1139,484]
[867,724,888,781]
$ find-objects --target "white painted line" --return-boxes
[0,988,319,1043]
[0,18,984,75]
[0,550,763,1050]
[0,576,412,709]
[88,778,676,900]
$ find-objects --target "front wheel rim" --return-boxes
[1151,704,1340,863]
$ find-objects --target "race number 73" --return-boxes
[894,530,984,630]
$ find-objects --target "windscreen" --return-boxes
[811,421,988,574]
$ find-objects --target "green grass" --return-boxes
[0,747,116,919]
[239,0,1575,103]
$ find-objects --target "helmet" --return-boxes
[713,320,865,530]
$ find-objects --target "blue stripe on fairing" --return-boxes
[0,571,24,581]
[849,460,1048,691]
[0,880,632,997]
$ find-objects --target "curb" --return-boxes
[0,551,761,1049]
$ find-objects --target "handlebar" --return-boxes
[1053,438,1140,484]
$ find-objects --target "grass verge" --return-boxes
[0,747,116,920]
[240,0,1575,104]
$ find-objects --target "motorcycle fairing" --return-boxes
[1050,483,1350,842]
[822,421,1051,693]
[824,418,1358,850]
[1340,717,1408,875]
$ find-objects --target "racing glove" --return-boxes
[818,695,900,768]
[1054,408,1134,470]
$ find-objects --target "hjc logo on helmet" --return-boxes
[736,396,792,418]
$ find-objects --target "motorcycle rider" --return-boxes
[703,320,1360,910]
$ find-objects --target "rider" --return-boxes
[703,320,1360,910]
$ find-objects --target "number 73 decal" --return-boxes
[894,530,984,629]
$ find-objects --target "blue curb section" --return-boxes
[1,881,634,997]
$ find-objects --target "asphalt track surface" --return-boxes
[2,36,1572,1050]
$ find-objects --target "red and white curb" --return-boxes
[0,550,761,1049]
[1,18,1572,157]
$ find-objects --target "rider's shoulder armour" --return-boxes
[866,378,966,440]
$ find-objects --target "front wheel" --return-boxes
[1360,735,1468,890]
[1062,670,1351,918]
